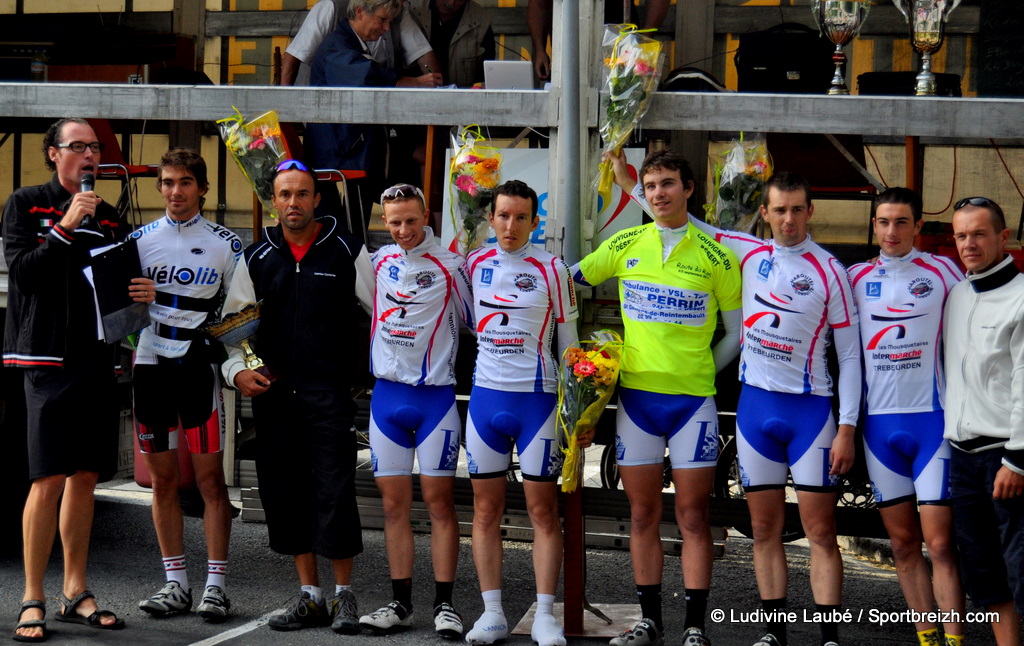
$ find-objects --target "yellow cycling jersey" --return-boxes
[577,222,742,396]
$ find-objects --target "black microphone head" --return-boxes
[80,172,95,193]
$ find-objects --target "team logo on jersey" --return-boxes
[388,266,400,281]
[757,259,772,280]
[869,303,924,327]
[514,273,537,292]
[791,273,814,295]
[907,277,934,299]
[865,282,881,299]
[191,247,206,255]
[415,271,436,289]
[626,258,640,269]
[144,265,221,286]
[480,268,494,285]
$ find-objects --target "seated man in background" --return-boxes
[281,0,441,86]
[408,0,494,87]
[304,0,442,240]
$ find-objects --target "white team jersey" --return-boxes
[715,232,858,397]
[848,249,963,414]
[363,229,472,386]
[131,213,243,364]
[467,242,579,393]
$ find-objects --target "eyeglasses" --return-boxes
[56,141,104,154]
[381,184,424,202]
[276,159,310,172]
[954,196,996,210]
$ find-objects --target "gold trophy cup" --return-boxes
[202,302,276,381]
[894,0,963,96]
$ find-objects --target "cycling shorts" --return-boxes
[369,379,462,477]
[614,387,719,469]
[863,410,951,506]
[465,386,561,481]
[134,361,225,455]
[736,384,837,491]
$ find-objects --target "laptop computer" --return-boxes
[483,60,535,90]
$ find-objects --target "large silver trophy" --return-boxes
[894,0,963,96]
[813,0,872,95]
[202,301,277,382]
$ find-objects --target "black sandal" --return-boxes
[12,599,48,643]
[53,590,125,631]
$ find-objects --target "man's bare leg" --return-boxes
[16,474,66,640]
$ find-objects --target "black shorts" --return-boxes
[133,361,224,454]
[253,384,363,560]
[25,363,119,480]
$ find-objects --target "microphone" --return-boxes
[80,172,95,225]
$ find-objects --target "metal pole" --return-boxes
[554,0,582,264]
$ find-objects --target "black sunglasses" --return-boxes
[57,141,104,154]
[276,159,310,172]
[954,196,996,210]
[381,184,424,202]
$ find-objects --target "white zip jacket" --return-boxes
[943,254,1024,475]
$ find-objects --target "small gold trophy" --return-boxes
[894,0,963,96]
[202,302,276,381]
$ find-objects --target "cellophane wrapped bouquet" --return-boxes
[217,108,290,216]
[707,133,772,232]
[557,330,624,493]
[596,24,665,207]
[448,125,501,254]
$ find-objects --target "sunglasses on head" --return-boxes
[381,184,424,202]
[954,196,996,210]
[276,159,310,172]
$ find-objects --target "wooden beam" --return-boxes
[0,83,557,128]
[2,83,1023,140]
[638,92,1024,139]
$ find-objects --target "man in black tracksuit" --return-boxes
[221,160,365,634]
[3,118,142,640]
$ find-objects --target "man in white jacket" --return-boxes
[943,196,1024,646]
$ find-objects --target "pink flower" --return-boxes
[249,139,266,150]
[573,360,598,378]
[635,60,654,76]
[456,174,478,197]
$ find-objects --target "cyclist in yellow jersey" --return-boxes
[572,149,742,646]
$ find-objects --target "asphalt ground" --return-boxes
[0,481,1007,646]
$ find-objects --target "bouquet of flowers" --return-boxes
[557,330,624,493]
[596,24,665,210]
[706,133,773,232]
[448,125,501,254]
[217,108,291,216]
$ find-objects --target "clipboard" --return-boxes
[89,238,151,342]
